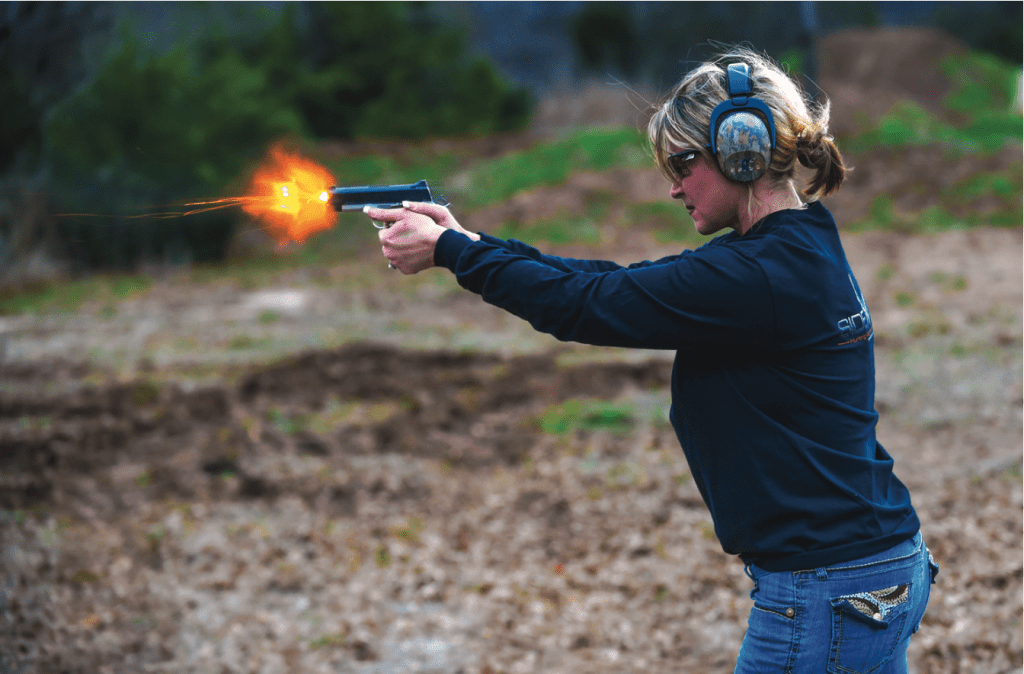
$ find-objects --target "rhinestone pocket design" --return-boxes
[839,584,910,620]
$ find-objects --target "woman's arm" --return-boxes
[434,228,774,351]
[372,201,691,275]
[480,233,690,274]
[370,202,760,351]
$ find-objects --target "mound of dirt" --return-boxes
[816,27,969,138]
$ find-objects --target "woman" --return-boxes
[368,47,938,673]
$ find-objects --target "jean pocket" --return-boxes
[752,597,797,621]
[737,598,798,674]
[828,583,912,674]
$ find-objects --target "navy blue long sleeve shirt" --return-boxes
[434,201,919,571]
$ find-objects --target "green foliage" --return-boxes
[626,201,738,246]
[929,271,968,293]
[48,29,305,193]
[40,4,531,271]
[894,291,917,308]
[495,197,610,246]
[325,151,464,192]
[322,126,648,213]
[0,273,152,316]
[846,160,1022,234]
[538,399,636,435]
[457,127,649,211]
[227,3,532,141]
[258,311,281,325]
[0,64,39,173]
[943,52,1019,114]
[628,201,701,246]
[844,101,956,153]
[374,545,391,568]
[933,3,1022,63]
[875,264,896,282]
[45,26,304,270]
[845,51,1022,155]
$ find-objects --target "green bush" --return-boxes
[456,127,649,211]
[46,27,307,270]
[214,3,532,141]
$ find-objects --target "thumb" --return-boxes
[402,200,453,226]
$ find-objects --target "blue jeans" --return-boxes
[735,533,939,674]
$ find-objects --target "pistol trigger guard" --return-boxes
[435,196,451,208]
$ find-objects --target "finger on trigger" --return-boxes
[364,205,401,221]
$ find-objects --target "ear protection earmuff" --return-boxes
[708,63,776,182]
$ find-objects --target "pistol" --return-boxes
[327,180,449,229]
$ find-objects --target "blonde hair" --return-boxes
[648,47,845,202]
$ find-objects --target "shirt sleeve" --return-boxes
[435,229,776,350]
[478,233,688,273]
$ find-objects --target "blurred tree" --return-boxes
[570,3,640,78]
[38,2,534,271]
[933,2,1022,63]
[0,63,37,174]
[45,27,308,271]
[0,2,112,276]
[292,3,532,139]
[0,2,111,171]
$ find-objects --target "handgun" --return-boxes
[327,180,449,229]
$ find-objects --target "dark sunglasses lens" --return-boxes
[669,152,696,178]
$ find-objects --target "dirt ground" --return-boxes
[1,26,1022,674]
[1,195,1020,674]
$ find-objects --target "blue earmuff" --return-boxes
[708,63,776,182]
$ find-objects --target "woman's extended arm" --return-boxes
[479,233,690,274]
[370,201,690,276]
[433,228,773,351]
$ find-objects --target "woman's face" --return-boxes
[667,149,747,236]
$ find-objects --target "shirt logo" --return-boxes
[837,274,872,345]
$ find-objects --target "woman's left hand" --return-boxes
[365,204,448,274]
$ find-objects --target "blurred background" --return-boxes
[1,3,1021,673]
[0,0,1020,282]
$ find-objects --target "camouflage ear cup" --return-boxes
[708,63,777,183]
[715,111,773,182]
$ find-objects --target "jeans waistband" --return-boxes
[745,532,923,582]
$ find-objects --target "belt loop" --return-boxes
[815,567,828,580]
[744,563,759,599]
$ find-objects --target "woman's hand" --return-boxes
[366,202,479,274]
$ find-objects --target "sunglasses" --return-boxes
[666,149,704,179]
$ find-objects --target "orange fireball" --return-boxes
[241,145,337,244]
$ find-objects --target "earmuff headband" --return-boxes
[705,63,777,182]
[708,64,777,155]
